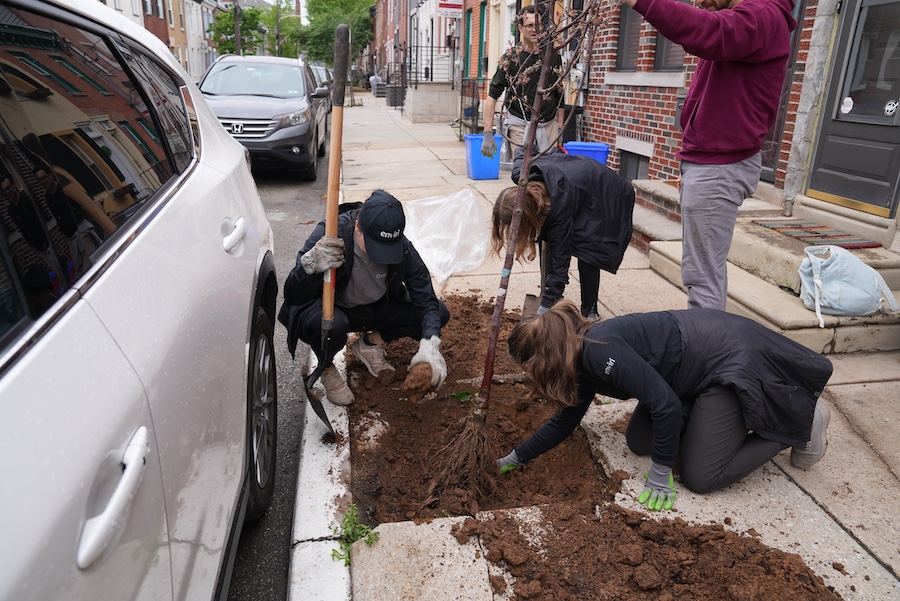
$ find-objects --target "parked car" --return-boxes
[199,55,329,180]
[0,0,278,599]
[310,62,333,114]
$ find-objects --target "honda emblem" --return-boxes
[231,123,244,134]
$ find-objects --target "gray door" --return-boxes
[808,0,900,218]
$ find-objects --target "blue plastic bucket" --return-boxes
[563,142,610,165]
[464,134,503,180]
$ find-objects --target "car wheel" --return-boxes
[317,133,326,158]
[245,307,277,521]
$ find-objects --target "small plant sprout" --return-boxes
[451,390,474,404]
[330,504,379,566]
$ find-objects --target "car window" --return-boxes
[0,1,194,348]
[201,61,308,98]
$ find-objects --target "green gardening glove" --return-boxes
[497,449,522,474]
[638,461,676,511]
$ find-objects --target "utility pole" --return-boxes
[275,2,281,57]
[234,0,241,55]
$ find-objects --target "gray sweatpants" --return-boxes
[680,154,761,310]
[626,385,787,494]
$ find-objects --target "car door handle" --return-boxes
[223,217,247,253]
[76,426,150,569]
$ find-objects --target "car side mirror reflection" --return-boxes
[313,87,330,98]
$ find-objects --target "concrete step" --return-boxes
[648,240,900,354]
[730,218,900,293]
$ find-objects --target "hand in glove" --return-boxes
[481,132,497,158]
[300,235,344,275]
[497,449,522,474]
[409,335,447,389]
[638,461,676,511]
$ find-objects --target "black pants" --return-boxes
[295,295,450,366]
[626,385,787,494]
[577,260,600,317]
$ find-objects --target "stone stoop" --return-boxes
[629,179,900,353]
[649,240,900,354]
[629,178,783,251]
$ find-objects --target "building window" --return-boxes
[9,52,82,94]
[617,5,640,72]
[620,150,650,182]
[655,34,684,71]
[51,56,109,93]
[143,0,152,16]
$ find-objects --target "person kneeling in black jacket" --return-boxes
[497,301,833,512]
[279,190,450,406]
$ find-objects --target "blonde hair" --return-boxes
[507,300,592,407]
[491,181,551,261]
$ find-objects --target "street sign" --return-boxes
[438,1,462,19]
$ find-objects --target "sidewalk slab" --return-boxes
[350,517,494,601]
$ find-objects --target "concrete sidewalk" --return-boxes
[287,93,900,600]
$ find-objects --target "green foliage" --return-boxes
[451,390,473,404]
[290,0,374,66]
[330,504,379,566]
[207,6,264,55]
[258,0,303,58]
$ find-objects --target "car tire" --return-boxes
[245,307,277,522]
[317,133,326,158]
[301,140,318,181]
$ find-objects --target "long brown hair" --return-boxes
[507,300,592,407]
[491,181,551,261]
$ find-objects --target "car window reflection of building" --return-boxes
[0,170,66,312]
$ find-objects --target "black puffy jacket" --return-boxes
[512,152,635,307]
[278,206,442,357]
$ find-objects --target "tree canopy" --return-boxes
[207,6,263,55]
[291,0,374,65]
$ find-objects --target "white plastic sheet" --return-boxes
[403,189,489,284]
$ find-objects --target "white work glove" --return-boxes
[409,335,447,388]
[638,461,677,512]
[481,132,496,158]
[300,235,344,275]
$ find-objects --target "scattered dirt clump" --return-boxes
[345,294,842,600]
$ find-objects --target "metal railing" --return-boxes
[458,77,488,141]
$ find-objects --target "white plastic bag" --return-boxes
[798,245,899,328]
[403,189,489,284]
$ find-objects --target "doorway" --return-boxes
[807,0,900,218]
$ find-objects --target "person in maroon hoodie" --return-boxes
[622,0,797,311]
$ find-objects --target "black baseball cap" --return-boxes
[357,190,406,264]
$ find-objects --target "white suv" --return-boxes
[0,0,278,599]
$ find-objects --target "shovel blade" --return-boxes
[522,294,541,320]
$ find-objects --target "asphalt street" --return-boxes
[226,150,330,600]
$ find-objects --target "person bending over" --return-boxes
[492,152,634,318]
[498,301,832,511]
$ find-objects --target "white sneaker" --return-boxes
[791,401,831,469]
[320,366,354,406]
[349,336,395,377]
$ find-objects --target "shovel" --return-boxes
[522,240,548,319]
[304,24,350,436]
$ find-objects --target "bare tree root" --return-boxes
[425,413,499,514]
